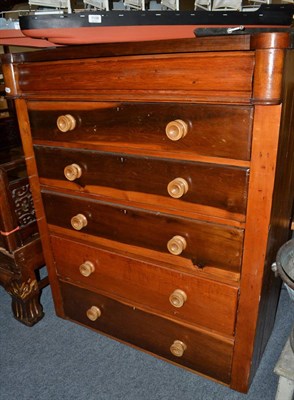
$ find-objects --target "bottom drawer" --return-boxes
[60,281,234,384]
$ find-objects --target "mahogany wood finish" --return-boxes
[51,235,239,335]
[60,281,234,384]
[2,32,294,392]
[42,190,244,274]
[28,102,253,161]
[35,146,249,218]
[13,52,255,103]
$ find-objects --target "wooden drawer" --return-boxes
[19,51,254,102]
[51,235,239,336]
[35,146,249,220]
[42,190,244,274]
[60,280,234,384]
[28,101,253,161]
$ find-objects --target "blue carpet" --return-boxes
[0,278,293,400]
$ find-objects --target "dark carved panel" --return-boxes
[11,183,36,227]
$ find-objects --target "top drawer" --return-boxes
[28,102,253,161]
[18,52,254,102]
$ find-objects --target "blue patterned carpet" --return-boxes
[0,275,293,400]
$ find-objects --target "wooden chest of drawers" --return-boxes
[2,33,293,392]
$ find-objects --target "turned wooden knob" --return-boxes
[57,114,76,132]
[64,163,82,181]
[86,306,101,321]
[79,261,95,277]
[169,289,187,308]
[170,340,187,357]
[167,178,188,199]
[71,214,88,231]
[165,119,188,141]
[167,235,187,256]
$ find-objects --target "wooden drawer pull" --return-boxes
[167,235,187,256]
[64,163,82,181]
[79,261,95,277]
[57,114,76,132]
[71,213,88,231]
[165,119,188,141]
[86,306,101,321]
[170,340,187,357]
[169,289,187,308]
[167,178,189,199]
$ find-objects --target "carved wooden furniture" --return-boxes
[0,145,47,326]
[0,106,46,325]
[2,32,293,392]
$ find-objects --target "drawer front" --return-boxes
[51,235,239,335]
[60,281,234,384]
[43,191,244,274]
[28,102,253,161]
[19,52,254,101]
[35,146,249,218]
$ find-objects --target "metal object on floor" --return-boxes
[274,339,294,400]
[272,238,294,351]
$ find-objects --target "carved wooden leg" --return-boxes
[5,278,44,326]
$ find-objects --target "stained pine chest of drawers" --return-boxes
[2,33,294,393]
